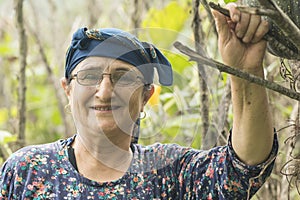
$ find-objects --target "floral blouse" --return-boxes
[0,133,278,200]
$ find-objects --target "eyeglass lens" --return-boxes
[75,69,142,86]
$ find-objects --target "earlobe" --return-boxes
[140,85,155,112]
[143,85,155,105]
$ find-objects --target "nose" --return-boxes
[95,74,113,101]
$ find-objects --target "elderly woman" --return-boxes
[0,4,277,199]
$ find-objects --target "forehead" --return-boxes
[74,56,136,73]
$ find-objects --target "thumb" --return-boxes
[212,10,232,43]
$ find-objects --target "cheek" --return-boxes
[70,85,95,111]
[128,89,144,117]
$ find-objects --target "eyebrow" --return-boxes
[80,62,135,72]
[79,64,106,71]
[114,67,131,71]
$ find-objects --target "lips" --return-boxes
[91,105,121,111]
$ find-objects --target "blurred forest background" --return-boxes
[0,0,299,199]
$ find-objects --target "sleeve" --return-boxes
[0,158,15,199]
[0,145,42,199]
[225,131,278,198]
[177,131,278,199]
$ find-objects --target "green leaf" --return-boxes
[0,109,8,124]
[0,32,13,56]
[161,50,192,74]
[0,107,17,125]
[141,1,190,48]
[224,0,238,4]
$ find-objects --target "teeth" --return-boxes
[94,106,112,111]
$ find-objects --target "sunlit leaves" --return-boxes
[0,130,17,165]
[141,1,190,49]
[0,107,17,126]
[223,0,238,3]
[0,32,14,56]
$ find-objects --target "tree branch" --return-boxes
[191,0,210,149]
[174,41,300,101]
[255,0,300,51]
[14,0,27,149]
[26,1,74,137]
[26,24,74,137]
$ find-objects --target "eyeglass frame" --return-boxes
[68,68,148,87]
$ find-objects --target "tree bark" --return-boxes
[256,0,300,51]
[14,0,27,149]
[174,41,300,101]
[191,0,210,149]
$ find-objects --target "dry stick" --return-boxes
[256,0,300,51]
[15,0,27,149]
[201,0,218,36]
[192,0,210,148]
[132,0,142,30]
[174,41,300,101]
[198,0,231,147]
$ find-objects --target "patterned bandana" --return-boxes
[65,27,173,86]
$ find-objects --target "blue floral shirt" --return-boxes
[0,133,278,200]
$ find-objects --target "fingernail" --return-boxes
[243,37,249,43]
[243,36,250,43]
[236,31,242,38]
[233,14,239,21]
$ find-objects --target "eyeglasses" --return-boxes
[69,69,145,87]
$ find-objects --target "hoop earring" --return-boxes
[64,104,71,114]
[139,111,146,119]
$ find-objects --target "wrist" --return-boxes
[230,66,265,82]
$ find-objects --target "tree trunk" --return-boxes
[191,0,210,149]
[14,0,27,150]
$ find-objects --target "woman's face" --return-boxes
[62,56,153,140]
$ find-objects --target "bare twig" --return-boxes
[237,6,276,17]
[174,41,300,101]
[26,1,74,137]
[14,0,27,149]
[27,25,74,136]
[191,0,210,149]
[132,0,142,30]
[200,0,217,36]
[256,0,300,51]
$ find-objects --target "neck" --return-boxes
[72,133,133,182]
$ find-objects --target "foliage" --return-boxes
[0,0,299,198]
[224,0,238,3]
[0,131,17,165]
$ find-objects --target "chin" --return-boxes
[96,122,117,133]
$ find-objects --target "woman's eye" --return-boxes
[113,72,126,80]
[83,74,98,80]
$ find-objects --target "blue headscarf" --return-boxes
[65,27,173,86]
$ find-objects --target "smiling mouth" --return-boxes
[91,106,121,111]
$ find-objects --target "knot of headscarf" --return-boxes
[65,27,173,86]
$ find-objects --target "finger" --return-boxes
[212,10,232,43]
[242,15,261,43]
[235,12,250,39]
[227,3,250,39]
[227,3,240,23]
[251,20,269,43]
